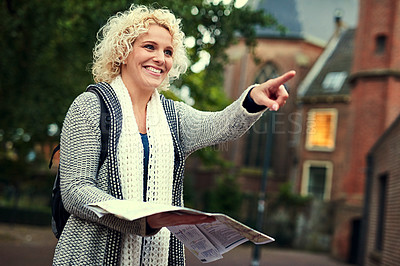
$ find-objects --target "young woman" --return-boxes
[53,4,295,265]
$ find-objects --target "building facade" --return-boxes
[296,27,357,259]
[296,0,400,263]
[360,115,400,266]
[334,0,400,262]
[223,37,322,193]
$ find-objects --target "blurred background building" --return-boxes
[187,0,400,264]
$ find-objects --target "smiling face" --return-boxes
[121,24,174,94]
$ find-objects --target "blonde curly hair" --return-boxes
[92,4,188,90]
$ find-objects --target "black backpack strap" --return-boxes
[49,144,60,169]
[87,86,111,169]
[48,88,110,170]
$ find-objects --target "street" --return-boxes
[0,224,353,266]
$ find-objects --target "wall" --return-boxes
[363,116,400,266]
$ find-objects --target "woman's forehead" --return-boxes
[136,24,173,47]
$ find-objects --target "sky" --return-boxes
[255,0,359,45]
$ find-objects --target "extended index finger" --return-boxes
[268,70,296,88]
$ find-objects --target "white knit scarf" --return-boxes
[110,76,175,265]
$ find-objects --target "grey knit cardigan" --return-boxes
[53,83,263,265]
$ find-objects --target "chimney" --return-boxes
[334,9,344,36]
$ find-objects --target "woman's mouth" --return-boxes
[145,66,162,74]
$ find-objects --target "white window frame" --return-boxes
[322,71,348,92]
[301,160,333,201]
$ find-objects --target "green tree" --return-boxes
[0,0,281,203]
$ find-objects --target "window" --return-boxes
[306,109,338,152]
[254,63,279,85]
[308,166,327,200]
[301,160,333,201]
[322,72,347,92]
[243,62,278,168]
[375,34,387,55]
[376,174,387,251]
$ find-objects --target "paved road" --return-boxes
[0,224,353,266]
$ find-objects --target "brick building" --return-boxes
[219,0,358,196]
[221,36,321,194]
[188,1,397,263]
[296,28,354,202]
[335,0,400,263]
[296,26,356,258]
[359,115,400,266]
[186,0,358,238]
[187,0,343,198]
[295,0,400,263]
[345,0,400,206]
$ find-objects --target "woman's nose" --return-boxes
[153,50,165,64]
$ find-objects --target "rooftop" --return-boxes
[298,28,355,102]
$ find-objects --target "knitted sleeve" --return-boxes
[176,86,265,157]
[60,92,149,236]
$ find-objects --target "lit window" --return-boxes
[301,160,333,201]
[306,109,338,151]
[322,72,347,92]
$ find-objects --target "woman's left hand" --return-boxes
[250,70,296,111]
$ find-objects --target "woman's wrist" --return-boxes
[243,87,267,113]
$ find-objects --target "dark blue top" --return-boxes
[140,133,149,201]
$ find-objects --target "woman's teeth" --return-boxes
[146,66,161,73]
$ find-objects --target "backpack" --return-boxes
[48,86,110,239]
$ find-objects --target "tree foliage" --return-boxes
[0,0,280,197]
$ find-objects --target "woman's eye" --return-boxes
[165,49,173,56]
[144,44,154,50]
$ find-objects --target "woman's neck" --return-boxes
[121,73,154,106]
[120,77,154,134]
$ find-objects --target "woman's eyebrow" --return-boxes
[141,40,157,45]
[142,40,173,51]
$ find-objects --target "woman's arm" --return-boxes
[177,71,294,157]
[176,86,263,157]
